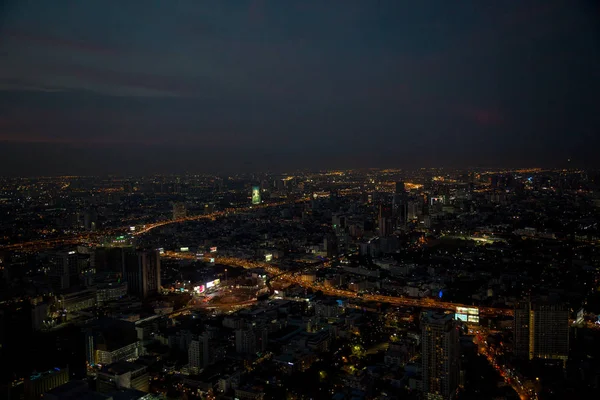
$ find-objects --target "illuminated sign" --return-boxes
[252,186,261,205]
[210,247,217,253]
[455,306,479,324]
[194,285,205,294]
[158,248,164,254]
[129,226,136,231]
[196,253,204,260]
[209,258,215,263]
[68,251,76,255]
[180,247,189,252]
[206,279,220,289]
[265,254,273,262]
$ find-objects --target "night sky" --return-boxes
[0,1,599,175]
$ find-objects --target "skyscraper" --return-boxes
[395,181,406,194]
[47,250,80,290]
[188,333,211,374]
[378,204,393,237]
[122,250,161,299]
[421,311,459,400]
[513,300,569,364]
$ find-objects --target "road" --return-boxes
[0,198,307,252]
[162,252,513,317]
[477,328,538,400]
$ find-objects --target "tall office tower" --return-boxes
[407,200,419,220]
[513,300,569,364]
[379,204,392,219]
[93,246,131,274]
[47,250,80,290]
[378,217,393,237]
[188,333,211,374]
[421,311,459,400]
[123,250,161,299]
[172,202,187,220]
[251,186,261,205]
[395,181,406,194]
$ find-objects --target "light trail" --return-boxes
[0,198,308,252]
[162,252,513,317]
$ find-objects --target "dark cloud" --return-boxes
[0,0,598,175]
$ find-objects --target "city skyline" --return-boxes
[0,1,599,175]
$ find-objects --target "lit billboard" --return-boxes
[194,285,205,294]
[210,247,217,253]
[180,247,189,252]
[455,306,479,324]
[252,186,261,205]
[206,279,220,289]
[265,254,273,262]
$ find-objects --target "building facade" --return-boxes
[421,311,459,400]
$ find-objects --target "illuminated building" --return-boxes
[24,367,69,400]
[172,202,187,220]
[95,341,141,365]
[58,288,97,313]
[96,361,149,393]
[454,307,479,325]
[421,311,459,400]
[251,186,261,205]
[123,250,161,299]
[96,282,128,303]
[514,300,569,364]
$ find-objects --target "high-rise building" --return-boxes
[379,204,392,219]
[172,202,187,220]
[47,251,80,291]
[421,311,459,400]
[123,250,161,299]
[93,246,131,274]
[235,327,268,354]
[407,200,420,220]
[513,300,569,364]
[378,217,393,237]
[235,328,256,354]
[395,181,406,194]
[189,333,211,374]
[251,186,261,205]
